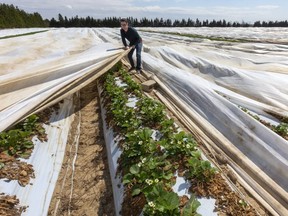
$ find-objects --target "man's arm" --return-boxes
[120,29,128,47]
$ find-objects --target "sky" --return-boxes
[1,0,288,23]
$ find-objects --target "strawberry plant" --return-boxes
[100,62,217,215]
[119,68,142,96]
[137,97,166,127]
[121,128,158,164]
[186,157,216,182]
[272,123,288,137]
[161,131,198,158]
[159,119,175,138]
[0,130,33,157]
[181,194,201,216]
[143,183,180,215]
[0,114,45,159]
[240,106,288,140]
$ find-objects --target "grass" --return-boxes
[141,30,253,43]
[0,30,48,40]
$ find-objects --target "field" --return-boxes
[0,27,288,216]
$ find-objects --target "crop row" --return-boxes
[100,62,216,215]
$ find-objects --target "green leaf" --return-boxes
[0,163,4,169]
[182,195,201,216]
[132,188,141,196]
[122,179,130,184]
[23,141,34,149]
[163,172,174,180]
[122,173,131,184]
[20,152,31,159]
[130,164,140,174]
[157,191,179,210]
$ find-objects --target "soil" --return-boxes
[47,63,273,216]
[0,194,27,216]
[131,70,270,216]
[48,81,115,216]
[0,161,34,186]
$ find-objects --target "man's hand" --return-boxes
[124,46,129,50]
[130,45,135,49]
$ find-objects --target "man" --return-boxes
[120,18,143,73]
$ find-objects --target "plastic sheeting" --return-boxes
[141,47,288,214]
[137,28,288,214]
[98,84,217,216]
[141,45,288,181]
[0,97,74,216]
[141,27,288,44]
[0,28,127,215]
[1,27,288,215]
[0,28,130,132]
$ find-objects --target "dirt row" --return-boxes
[47,68,269,216]
[48,81,115,216]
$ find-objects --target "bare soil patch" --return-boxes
[0,194,27,216]
[48,81,115,216]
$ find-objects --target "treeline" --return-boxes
[1,3,288,29]
[50,15,288,28]
[0,4,48,28]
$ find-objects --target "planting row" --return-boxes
[240,107,288,140]
[99,62,257,215]
[0,114,47,215]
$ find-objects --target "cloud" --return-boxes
[256,5,279,9]
[65,5,73,10]
[1,0,285,21]
[142,0,160,2]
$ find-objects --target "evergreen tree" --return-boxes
[0,3,48,28]
[2,3,288,29]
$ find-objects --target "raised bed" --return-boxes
[97,62,258,216]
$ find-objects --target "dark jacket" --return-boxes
[120,27,142,47]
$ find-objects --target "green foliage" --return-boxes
[272,123,288,137]
[182,194,201,216]
[21,114,39,131]
[137,97,166,127]
[161,131,198,157]
[159,119,175,137]
[0,129,33,157]
[0,114,44,158]
[102,73,142,132]
[109,61,123,73]
[122,128,155,159]
[0,30,48,40]
[48,13,288,28]
[186,157,216,182]
[143,183,180,215]
[240,106,288,139]
[0,3,48,28]
[1,3,287,28]
[119,68,142,96]
[101,66,216,215]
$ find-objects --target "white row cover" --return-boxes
[0,97,74,216]
[0,28,128,216]
[0,28,49,38]
[140,27,288,43]
[0,27,288,215]
[0,28,128,132]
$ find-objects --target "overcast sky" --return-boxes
[2,0,288,23]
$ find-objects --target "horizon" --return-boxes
[1,0,287,23]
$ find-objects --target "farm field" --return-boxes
[0,27,288,216]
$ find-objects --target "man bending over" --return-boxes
[120,18,143,73]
